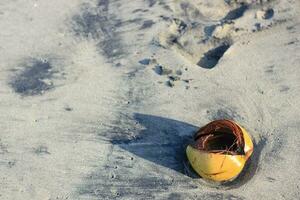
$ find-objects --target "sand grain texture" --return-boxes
[0,0,299,199]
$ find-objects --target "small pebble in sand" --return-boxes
[254,23,261,31]
[140,20,154,29]
[8,161,16,168]
[168,75,180,81]
[34,145,50,155]
[139,58,157,65]
[64,107,73,111]
[115,63,122,67]
[176,69,182,75]
[154,65,172,75]
[139,58,151,65]
[166,80,174,87]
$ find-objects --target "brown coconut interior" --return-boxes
[194,120,244,155]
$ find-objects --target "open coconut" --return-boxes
[186,120,253,182]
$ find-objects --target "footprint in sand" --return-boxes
[197,43,231,69]
[156,1,276,69]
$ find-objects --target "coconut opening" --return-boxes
[203,131,238,151]
[193,120,244,155]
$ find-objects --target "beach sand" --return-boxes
[0,0,299,199]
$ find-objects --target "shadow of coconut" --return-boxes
[111,113,198,172]
[111,113,264,188]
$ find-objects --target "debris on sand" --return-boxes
[256,8,274,20]
[186,120,253,182]
[168,75,180,81]
[166,80,174,87]
[154,65,173,75]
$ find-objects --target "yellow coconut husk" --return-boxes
[186,120,253,182]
